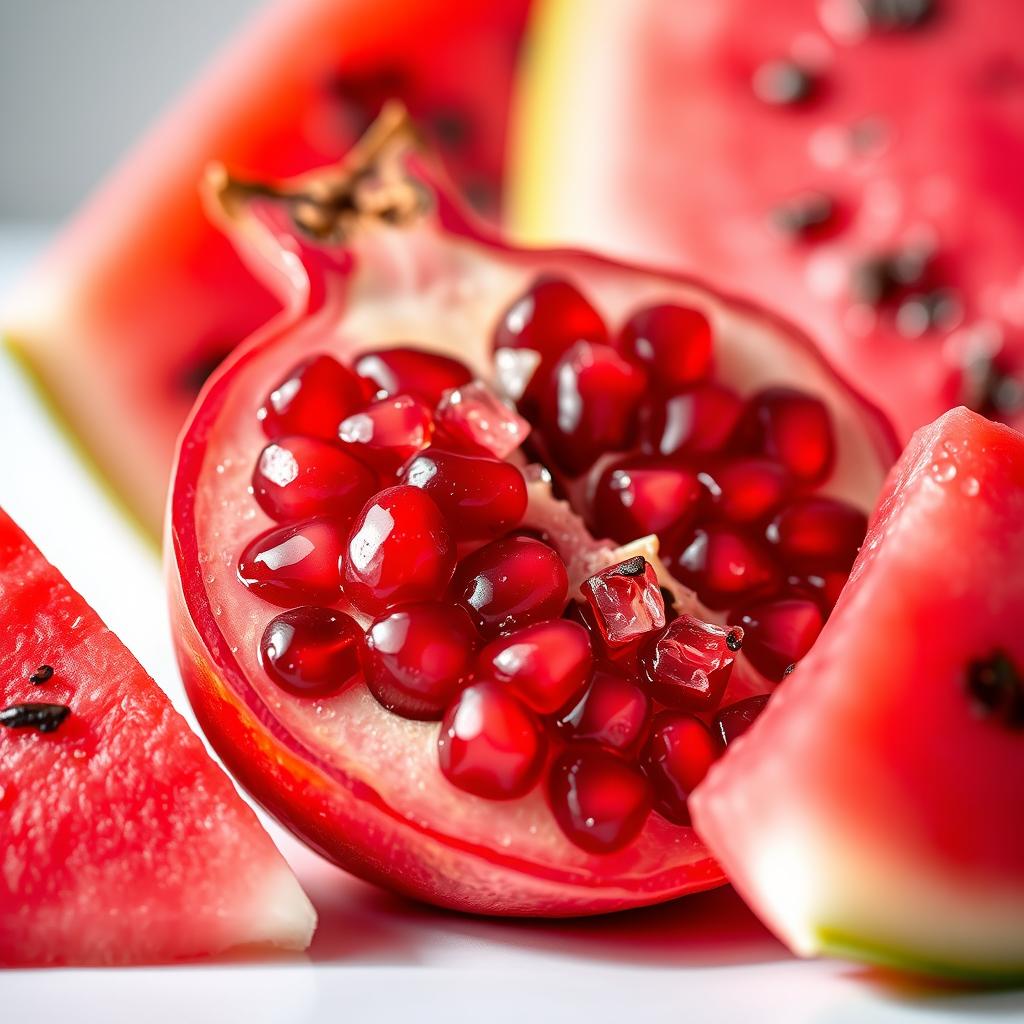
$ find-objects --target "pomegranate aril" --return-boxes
[559,669,652,759]
[618,304,713,391]
[354,346,473,404]
[238,518,346,606]
[400,448,527,541]
[729,598,823,682]
[671,525,780,610]
[767,496,867,572]
[642,713,721,826]
[639,615,742,712]
[252,435,377,523]
[435,381,531,459]
[580,556,666,648]
[344,486,455,612]
[787,570,848,612]
[548,749,652,854]
[641,382,743,459]
[438,682,545,800]
[363,602,479,720]
[715,695,770,747]
[451,535,569,639]
[591,457,705,545]
[539,341,647,476]
[260,606,361,698]
[704,457,793,525]
[739,387,835,484]
[477,619,593,715]
[258,354,367,441]
[338,394,434,472]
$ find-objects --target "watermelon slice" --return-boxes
[2,0,528,536]
[0,507,315,965]
[691,407,1024,981]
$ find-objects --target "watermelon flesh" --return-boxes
[0,507,315,965]
[691,407,1024,981]
[2,0,528,535]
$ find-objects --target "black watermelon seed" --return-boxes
[29,664,54,685]
[858,0,936,31]
[771,193,836,239]
[0,702,71,734]
[752,60,816,107]
[895,289,961,337]
[966,651,1024,730]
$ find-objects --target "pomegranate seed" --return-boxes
[435,381,531,459]
[354,346,472,404]
[671,525,780,610]
[591,457,705,545]
[548,749,653,854]
[338,394,434,472]
[252,435,378,523]
[238,518,346,606]
[642,713,721,826]
[729,598,824,681]
[767,496,867,572]
[363,602,479,720]
[451,535,569,638]
[704,457,793,525]
[258,354,367,441]
[639,615,743,712]
[787,570,848,612]
[477,619,593,715]
[618,304,713,390]
[493,275,607,362]
[641,382,743,459]
[344,486,455,612]
[739,387,835,483]
[259,606,361,697]
[715,695,770,746]
[539,342,647,476]
[438,682,545,800]
[558,668,652,758]
[581,556,666,649]
[400,448,528,541]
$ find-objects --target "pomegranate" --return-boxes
[168,112,895,915]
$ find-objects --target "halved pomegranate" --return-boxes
[168,111,896,916]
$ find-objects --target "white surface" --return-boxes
[1,229,1021,1022]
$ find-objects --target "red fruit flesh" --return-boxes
[730,598,824,681]
[559,669,652,758]
[641,382,743,459]
[671,525,780,610]
[260,606,362,697]
[580,556,666,648]
[363,603,479,720]
[767,496,868,573]
[355,346,473,404]
[643,713,721,826]
[259,354,367,441]
[618,304,713,391]
[238,518,346,606]
[338,394,435,472]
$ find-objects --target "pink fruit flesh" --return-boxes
[238,518,346,606]
[260,605,362,697]
[259,354,367,441]
[580,556,666,648]
[643,713,721,825]
[354,346,473,404]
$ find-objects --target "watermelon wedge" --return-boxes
[692,407,1024,981]
[0,507,315,965]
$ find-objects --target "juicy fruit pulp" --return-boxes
[692,408,1024,981]
[513,0,1024,443]
[0,508,314,965]
[3,0,529,534]
[169,129,895,914]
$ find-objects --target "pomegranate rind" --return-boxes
[692,408,1024,981]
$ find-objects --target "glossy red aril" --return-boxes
[714,695,769,747]
[338,394,434,472]
[643,713,721,825]
[401,448,527,541]
[767,496,868,573]
[438,682,545,799]
[260,606,362,697]
[788,570,848,612]
[362,602,479,720]
[252,435,378,523]
[580,556,666,648]
[740,388,835,484]
[641,382,744,459]
[618,304,713,391]
[354,346,473,404]
[477,619,592,714]
[705,457,793,525]
[450,535,569,638]
[640,615,743,712]
[559,669,652,758]
[259,354,367,441]
[730,598,823,681]
[591,457,704,545]
[344,486,454,612]
[435,381,531,458]
[539,341,647,475]
[548,749,653,854]
[238,518,346,606]
[672,525,779,610]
